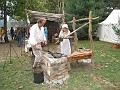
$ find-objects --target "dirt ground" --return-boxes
[0,40,30,63]
[0,40,61,63]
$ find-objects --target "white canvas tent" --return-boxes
[0,16,9,28]
[97,9,120,44]
[7,19,25,29]
[0,16,26,30]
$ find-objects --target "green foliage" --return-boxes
[64,0,105,39]
[112,25,120,36]
[112,17,120,38]
[0,41,120,89]
[45,0,63,13]
[45,0,58,13]
[104,0,120,9]
[0,0,47,20]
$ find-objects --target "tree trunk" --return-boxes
[62,0,65,23]
[4,0,9,42]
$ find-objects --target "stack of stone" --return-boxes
[42,53,70,86]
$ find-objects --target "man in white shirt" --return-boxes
[29,18,47,68]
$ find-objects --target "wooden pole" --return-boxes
[4,0,9,42]
[55,22,89,44]
[25,12,29,37]
[67,22,89,36]
[67,17,99,24]
[88,11,94,67]
[25,0,29,37]
[72,17,78,51]
[58,0,62,14]
[62,0,65,23]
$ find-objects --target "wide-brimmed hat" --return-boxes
[62,24,68,29]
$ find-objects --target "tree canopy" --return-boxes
[0,0,120,40]
[64,0,104,39]
[0,0,47,20]
[0,0,119,21]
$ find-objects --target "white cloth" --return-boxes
[32,43,42,67]
[62,24,68,29]
[59,30,71,56]
[24,39,31,52]
[2,36,5,43]
[28,23,46,67]
[60,39,71,56]
[29,24,46,46]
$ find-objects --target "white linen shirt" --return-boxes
[29,23,46,46]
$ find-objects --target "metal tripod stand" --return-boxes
[3,42,22,70]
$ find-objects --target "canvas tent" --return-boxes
[0,16,9,28]
[7,19,25,29]
[97,9,120,44]
[0,19,4,27]
[0,16,26,30]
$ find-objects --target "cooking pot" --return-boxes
[48,51,66,58]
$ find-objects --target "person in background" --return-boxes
[14,28,18,40]
[17,27,22,47]
[1,27,5,43]
[10,27,14,40]
[59,24,71,56]
[48,27,53,43]
[44,27,48,41]
[21,27,26,39]
[29,18,47,68]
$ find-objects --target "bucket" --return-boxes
[33,71,44,84]
[33,65,44,84]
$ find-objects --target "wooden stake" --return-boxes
[88,11,94,67]
[62,0,65,23]
[72,17,78,51]
[67,17,99,24]
[67,22,89,36]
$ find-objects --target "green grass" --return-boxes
[0,41,120,90]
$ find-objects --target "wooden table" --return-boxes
[68,49,92,62]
